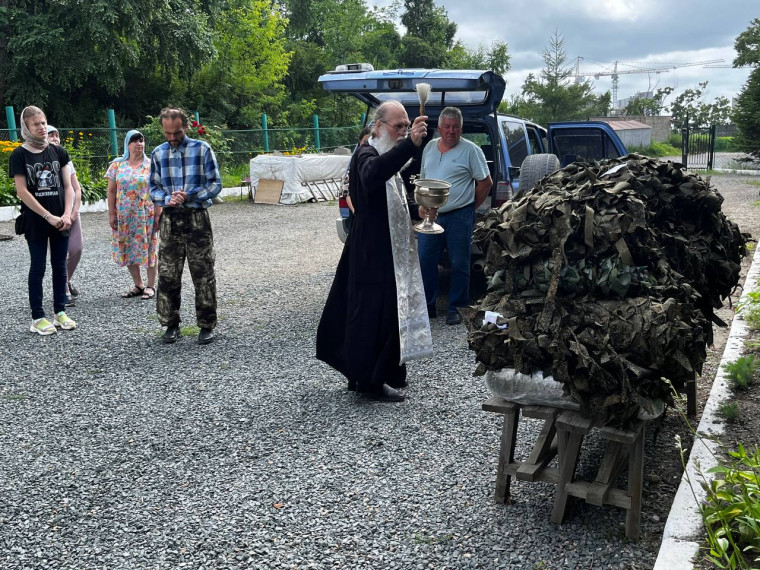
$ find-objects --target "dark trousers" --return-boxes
[417,204,475,316]
[157,208,218,329]
[27,233,69,319]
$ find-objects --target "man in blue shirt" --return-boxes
[418,107,492,325]
[149,107,222,345]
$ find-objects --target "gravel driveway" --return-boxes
[0,174,758,569]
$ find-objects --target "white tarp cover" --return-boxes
[249,153,351,204]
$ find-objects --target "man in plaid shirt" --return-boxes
[149,107,222,345]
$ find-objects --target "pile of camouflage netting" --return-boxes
[463,153,748,426]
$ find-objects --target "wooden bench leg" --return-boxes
[516,417,557,481]
[686,379,697,417]
[625,424,645,540]
[586,441,629,506]
[551,429,584,524]
[495,408,519,504]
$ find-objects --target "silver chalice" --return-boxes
[413,178,451,234]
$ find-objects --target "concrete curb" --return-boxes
[654,244,760,568]
[713,168,760,176]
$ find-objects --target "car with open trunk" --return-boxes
[318,64,628,243]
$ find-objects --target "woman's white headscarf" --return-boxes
[20,106,48,151]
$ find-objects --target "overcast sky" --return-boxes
[379,0,757,108]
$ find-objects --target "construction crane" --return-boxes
[703,64,753,68]
[574,58,724,109]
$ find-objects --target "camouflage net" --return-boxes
[463,153,748,426]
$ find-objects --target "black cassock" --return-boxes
[316,137,420,392]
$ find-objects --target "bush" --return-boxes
[717,401,740,421]
[701,444,760,567]
[627,141,681,157]
[715,137,739,152]
[62,132,108,204]
[140,116,231,166]
[221,162,251,189]
[0,140,22,206]
[723,356,759,390]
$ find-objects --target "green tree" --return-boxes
[623,87,673,116]
[518,31,610,124]
[668,82,731,129]
[446,40,511,76]
[732,19,760,158]
[734,17,760,68]
[191,0,291,128]
[399,0,456,68]
[0,0,215,125]
[279,0,402,127]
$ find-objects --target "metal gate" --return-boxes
[681,119,716,170]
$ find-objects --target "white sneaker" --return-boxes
[54,311,77,330]
[30,317,57,335]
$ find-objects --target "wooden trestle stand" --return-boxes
[482,395,652,540]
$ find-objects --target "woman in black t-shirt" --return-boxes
[9,106,77,335]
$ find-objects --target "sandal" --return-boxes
[141,286,156,300]
[121,286,145,298]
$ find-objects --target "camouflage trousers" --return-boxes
[157,208,217,329]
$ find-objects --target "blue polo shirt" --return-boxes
[420,137,489,213]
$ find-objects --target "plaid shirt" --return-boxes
[149,136,221,209]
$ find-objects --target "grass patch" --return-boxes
[3,393,29,401]
[749,181,760,188]
[181,324,201,336]
[221,194,250,203]
[740,290,760,330]
[717,401,740,422]
[723,355,759,390]
[627,141,681,157]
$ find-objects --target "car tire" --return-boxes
[516,154,561,198]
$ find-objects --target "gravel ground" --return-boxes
[0,174,758,570]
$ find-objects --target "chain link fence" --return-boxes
[2,125,362,172]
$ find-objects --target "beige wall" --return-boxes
[590,116,672,143]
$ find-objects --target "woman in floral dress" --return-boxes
[106,130,162,299]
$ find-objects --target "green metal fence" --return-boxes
[1,125,361,171]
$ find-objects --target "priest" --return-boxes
[316,101,433,402]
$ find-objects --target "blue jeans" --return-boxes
[417,204,475,316]
[27,233,69,319]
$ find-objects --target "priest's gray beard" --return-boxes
[373,127,405,155]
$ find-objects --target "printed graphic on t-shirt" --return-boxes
[26,160,62,197]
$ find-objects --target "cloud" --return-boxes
[437,0,756,103]
[367,0,756,104]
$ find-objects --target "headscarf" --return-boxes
[112,129,146,163]
[46,125,59,135]
[20,106,48,151]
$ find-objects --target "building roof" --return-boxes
[606,120,652,131]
